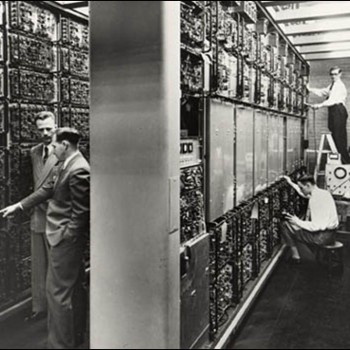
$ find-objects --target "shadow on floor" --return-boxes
[227,234,350,350]
[0,308,89,349]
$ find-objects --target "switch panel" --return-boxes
[180,139,201,169]
[9,1,57,41]
[181,2,204,50]
[9,33,57,72]
[181,51,203,93]
[9,69,57,102]
[60,47,89,78]
[181,165,204,244]
[71,78,90,106]
[8,146,33,204]
[60,77,89,106]
[60,17,89,51]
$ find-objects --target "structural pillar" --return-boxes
[90,2,180,348]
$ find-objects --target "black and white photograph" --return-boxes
[0,1,350,349]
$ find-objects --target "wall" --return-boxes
[308,58,350,151]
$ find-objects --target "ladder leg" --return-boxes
[326,134,339,154]
[314,134,326,180]
[314,133,340,185]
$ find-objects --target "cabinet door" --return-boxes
[207,99,234,221]
[268,113,278,184]
[278,115,285,176]
[254,110,268,194]
[181,234,210,349]
[286,117,297,174]
[236,105,254,204]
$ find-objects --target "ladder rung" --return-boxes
[306,150,333,154]
[305,149,335,153]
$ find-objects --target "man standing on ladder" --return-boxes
[307,66,350,164]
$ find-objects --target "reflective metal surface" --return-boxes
[236,106,254,204]
[207,99,234,221]
[254,110,268,194]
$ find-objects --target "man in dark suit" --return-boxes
[1,128,90,349]
[28,111,59,321]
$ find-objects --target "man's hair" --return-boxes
[330,66,342,74]
[55,127,81,147]
[35,111,56,124]
[297,174,316,186]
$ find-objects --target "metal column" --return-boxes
[90,2,180,348]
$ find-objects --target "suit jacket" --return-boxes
[22,152,90,247]
[30,143,59,233]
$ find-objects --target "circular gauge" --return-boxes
[334,167,347,180]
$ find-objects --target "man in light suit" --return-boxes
[1,128,90,349]
[28,111,58,321]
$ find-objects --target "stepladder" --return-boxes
[305,106,340,184]
[314,133,340,183]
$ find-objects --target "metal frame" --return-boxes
[60,1,88,9]
[292,31,350,46]
[284,22,350,36]
[42,1,88,21]
[262,1,311,6]
[274,8,350,24]
[304,50,350,61]
[299,42,350,55]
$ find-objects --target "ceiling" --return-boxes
[263,0,350,61]
[52,1,89,16]
[51,1,350,61]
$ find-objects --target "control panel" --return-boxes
[60,17,89,50]
[180,139,201,168]
[9,1,57,40]
[9,33,56,71]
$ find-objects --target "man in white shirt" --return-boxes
[282,174,338,263]
[307,66,350,164]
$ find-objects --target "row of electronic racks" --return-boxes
[180,2,309,348]
[0,1,90,312]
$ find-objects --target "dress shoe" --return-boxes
[24,311,46,323]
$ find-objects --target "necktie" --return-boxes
[306,204,311,221]
[43,146,49,165]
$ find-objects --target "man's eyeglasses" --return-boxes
[330,72,340,76]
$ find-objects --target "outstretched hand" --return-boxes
[0,204,21,218]
[305,103,320,110]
